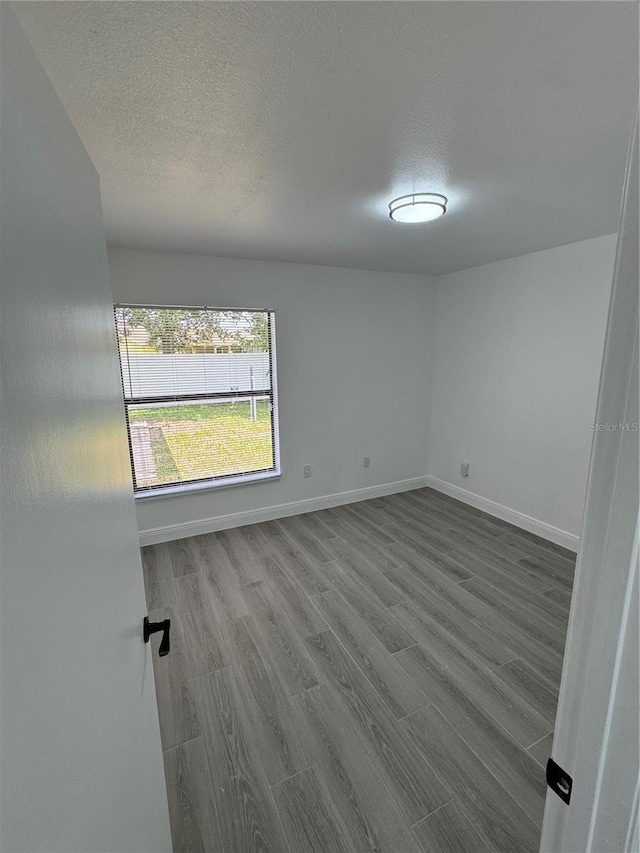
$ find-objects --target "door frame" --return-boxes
[540,111,639,852]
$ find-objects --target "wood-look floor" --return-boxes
[141,487,575,853]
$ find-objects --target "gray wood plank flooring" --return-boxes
[163,737,222,853]
[413,801,491,853]
[271,765,353,853]
[141,487,575,852]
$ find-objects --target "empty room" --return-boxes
[1,2,638,852]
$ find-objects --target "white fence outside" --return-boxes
[120,352,271,399]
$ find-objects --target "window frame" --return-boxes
[114,303,281,499]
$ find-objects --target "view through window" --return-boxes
[114,305,278,493]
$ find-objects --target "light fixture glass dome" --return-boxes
[389,193,447,224]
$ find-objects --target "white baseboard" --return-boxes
[138,472,580,553]
[426,476,580,553]
[138,476,430,546]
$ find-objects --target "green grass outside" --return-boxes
[129,400,273,486]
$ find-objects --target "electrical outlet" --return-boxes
[303,465,312,479]
[363,456,371,468]
[460,460,470,478]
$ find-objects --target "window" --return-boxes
[114,305,279,496]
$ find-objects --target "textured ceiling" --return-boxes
[15,1,638,275]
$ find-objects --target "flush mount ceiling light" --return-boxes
[388,192,447,224]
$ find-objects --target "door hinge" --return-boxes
[546,757,573,805]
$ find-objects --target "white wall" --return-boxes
[110,237,616,546]
[428,234,617,542]
[0,7,170,851]
[108,248,436,540]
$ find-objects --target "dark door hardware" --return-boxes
[546,757,573,804]
[143,616,171,657]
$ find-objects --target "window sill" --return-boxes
[134,470,281,501]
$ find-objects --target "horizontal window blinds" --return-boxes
[114,305,277,493]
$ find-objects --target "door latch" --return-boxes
[546,757,573,805]
[143,616,171,657]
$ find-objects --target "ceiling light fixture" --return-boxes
[388,192,447,224]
